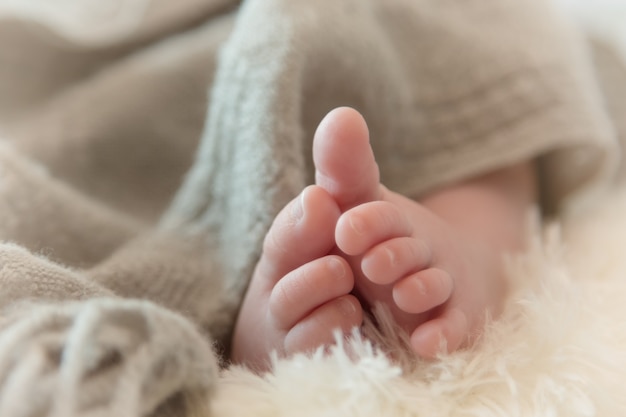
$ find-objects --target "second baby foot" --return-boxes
[231,185,363,370]
[313,107,504,358]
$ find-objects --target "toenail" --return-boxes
[385,247,397,266]
[290,192,305,222]
[339,297,357,316]
[349,214,365,235]
[328,257,346,278]
[413,277,427,296]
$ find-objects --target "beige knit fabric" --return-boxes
[0,0,620,415]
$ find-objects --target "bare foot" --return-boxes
[231,185,363,370]
[313,107,505,358]
[232,107,506,369]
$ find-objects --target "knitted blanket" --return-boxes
[0,0,625,416]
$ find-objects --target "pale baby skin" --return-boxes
[231,107,536,370]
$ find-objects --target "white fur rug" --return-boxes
[211,185,626,416]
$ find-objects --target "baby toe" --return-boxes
[284,294,362,354]
[258,185,340,283]
[269,255,354,329]
[392,268,453,314]
[409,308,468,358]
[361,237,431,285]
[336,201,413,256]
[313,107,381,211]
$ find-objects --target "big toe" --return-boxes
[313,107,382,211]
[257,185,341,284]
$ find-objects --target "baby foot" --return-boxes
[313,107,503,358]
[231,185,363,369]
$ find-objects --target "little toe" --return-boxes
[269,256,354,329]
[409,308,468,358]
[257,185,340,283]
[392,268,453,314]
[313,107,382,211]
[336,201,413,256]
[284,294,363,354]
[361,237,431,285]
